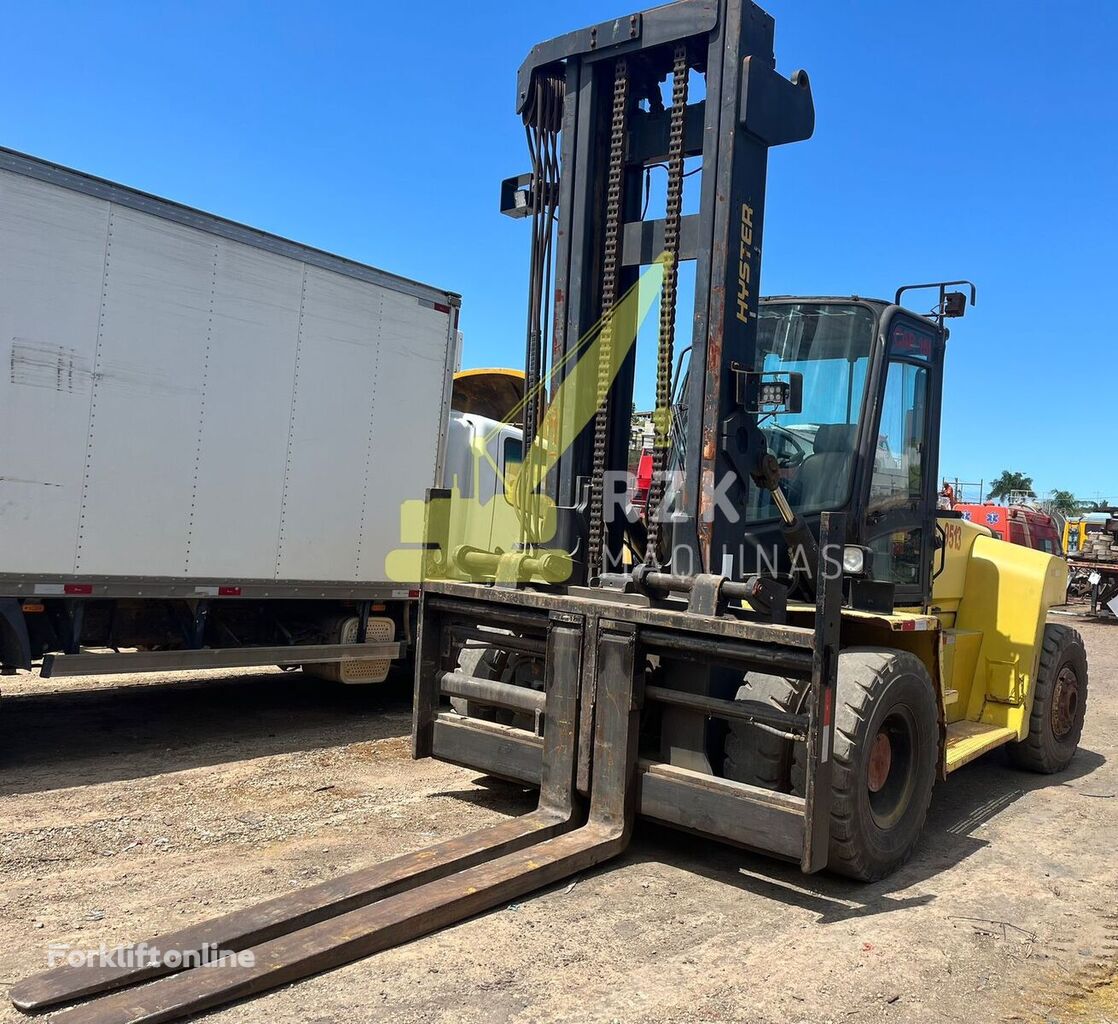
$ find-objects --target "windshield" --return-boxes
[745,302,877,522]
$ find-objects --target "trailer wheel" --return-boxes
[793,648,939,882]
[724,673,804,791]
[1007,624,1088,773]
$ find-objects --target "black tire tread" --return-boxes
[800,647,939,882]
[1007,623,1088,774]
[724,673,805,791]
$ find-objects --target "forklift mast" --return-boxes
[504,0,814,585]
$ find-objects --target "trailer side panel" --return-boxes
[0,155,455,588]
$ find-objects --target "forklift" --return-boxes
[13,1,1087,1020]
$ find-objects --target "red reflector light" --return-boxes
[409,589,420,599]
[432,302,451,315]
[900,620,916,631]
[218,586,242,597]
[64,583,93,595]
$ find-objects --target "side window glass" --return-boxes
[870,528,923,586]
[868,360,928,512]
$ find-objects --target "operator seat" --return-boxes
[796,423,857,511]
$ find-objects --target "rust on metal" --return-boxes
[1051,665,1080,739]
[867,731,892,793]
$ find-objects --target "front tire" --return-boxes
[724,673,803,791]
[450,645,541,730]
[1008,623,1088,773]
[807,648,939,882]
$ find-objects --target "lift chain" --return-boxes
[645,45,690,565]
[587,57,630,575]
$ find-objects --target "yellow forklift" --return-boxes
[13,1,1086,1020]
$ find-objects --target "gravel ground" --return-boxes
[0,615,1115,1023]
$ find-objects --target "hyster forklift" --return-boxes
[13,0,1088,1020]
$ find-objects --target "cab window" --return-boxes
[867,357,929,586]
[868,360,928,513]
[745,302,876,521]
[869,527,924,587]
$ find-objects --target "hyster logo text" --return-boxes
[736,202,754,324]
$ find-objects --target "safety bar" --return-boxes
[640,627,813,677]
[445,626,547,657]
[645,685,807,736]
[438,670,546,715]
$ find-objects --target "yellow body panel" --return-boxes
[747,512,1065,774]
[938,629,981,724]
[930,516,990,626]
[943,722,1016,771]
[827,515,1067,774]
[952,535,1067,746]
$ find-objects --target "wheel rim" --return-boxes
[1050,665,1080,740]
[866,706,918,830]
[867,732,892,793]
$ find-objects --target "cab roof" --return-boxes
[760,295,939,328]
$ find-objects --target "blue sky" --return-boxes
[3,1,1114,502]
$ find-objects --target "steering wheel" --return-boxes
[763,423,808,469]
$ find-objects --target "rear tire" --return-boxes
[1007,623,1088,773]
[797,648,939,882]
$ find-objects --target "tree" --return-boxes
[1049,489,1079,515]
[987,470,1034,503]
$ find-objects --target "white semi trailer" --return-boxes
[0,146,459,683]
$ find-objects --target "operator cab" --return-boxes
[669,284,973,610]
[751,296,943,606]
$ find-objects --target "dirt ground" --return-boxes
[1,615,1115,1024]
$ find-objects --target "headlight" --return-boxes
[842,545,867,576]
